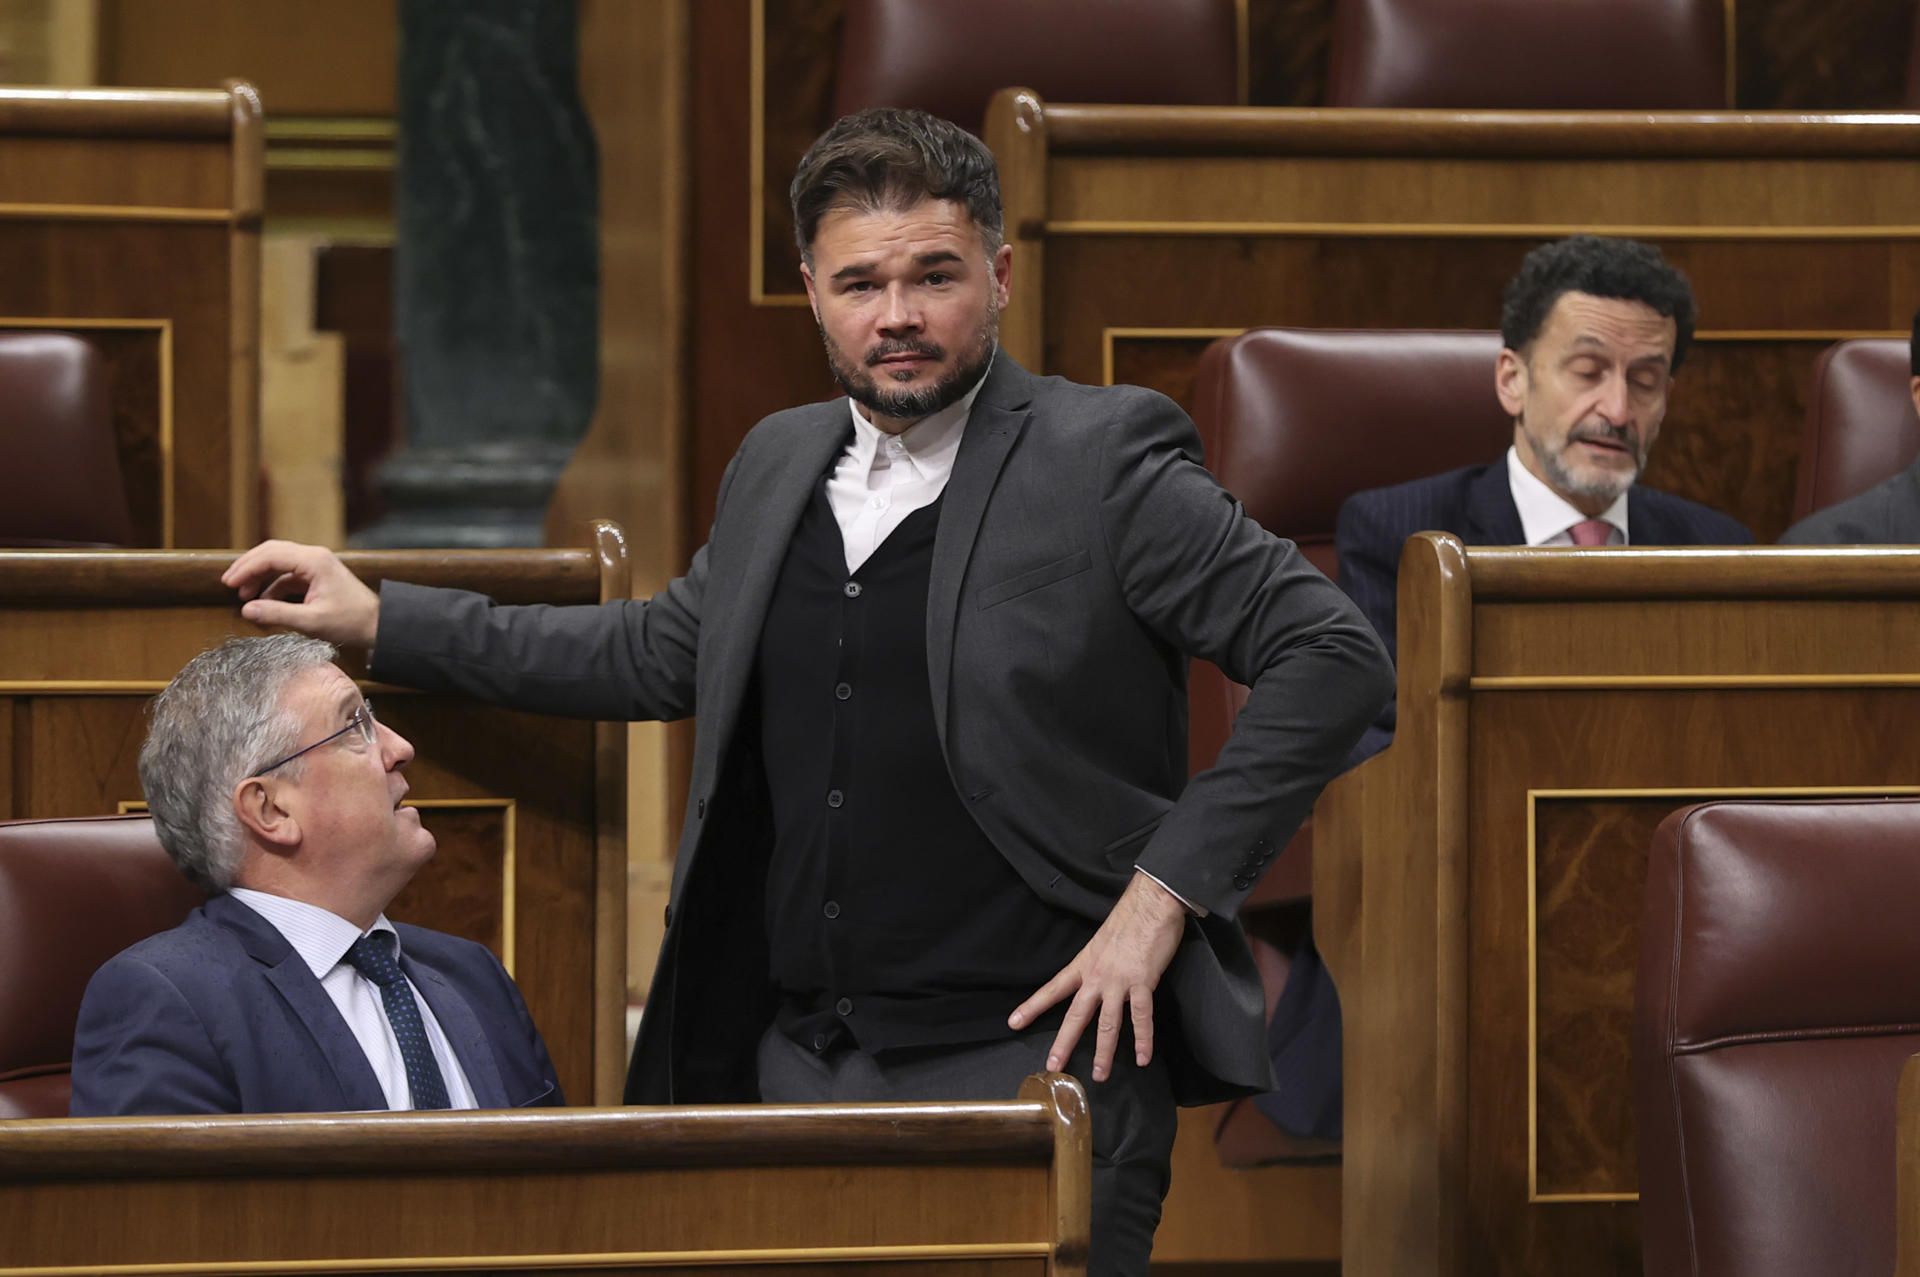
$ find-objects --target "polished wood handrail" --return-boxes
[0,1101,1062,1180]
[1037,103,1920,158]
[1439,540,1920,599]
[0,549,604,605]
[0,87,244,138]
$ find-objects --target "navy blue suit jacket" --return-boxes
[69,892,563,1115]
[1336,460,1753,761]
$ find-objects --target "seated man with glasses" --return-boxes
[69,634,563,1115]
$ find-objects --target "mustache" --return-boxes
[1570,422,1639,449]
[865,338,944,366]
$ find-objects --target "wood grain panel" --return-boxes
[387,803,510,959]
[1466,689,1920,1276]
[0,87,259,548]
[97,0,397,117]
[0,1089,1085,1273]
[692,0,835,544]
[1736,0,1917,108]
[1533,796,1672,1198]
[1474,598,1920,679]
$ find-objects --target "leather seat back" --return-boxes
[0,816,202,1118]
[1326,0,1727,109]
[832,0,1240,136]
[1635,799,1920,1276]
[0,331,135,548]
[1792,338,1920,519]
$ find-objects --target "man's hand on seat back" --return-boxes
[222,540,380,649]
[1009,870,1187,1083]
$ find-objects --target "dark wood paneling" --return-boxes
[1533,796,1670,1198]
[98,0,397,116]
[1737,0,1917,108]
[0,88,259,548]
[692,0,835,545]
[1467,688,1920,1277]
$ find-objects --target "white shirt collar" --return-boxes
[1505,445,1631,546]
[843,352,993,482]
[228,887,400,981]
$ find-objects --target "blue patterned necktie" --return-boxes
[343,930,451,1110]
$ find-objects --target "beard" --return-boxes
[1528,418,1647,505]
[820,303,999,424]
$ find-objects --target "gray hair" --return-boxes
[138,634,339,892]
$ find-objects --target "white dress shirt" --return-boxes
[228,888,477,1110]
[826,365,987,573]
[1505,445,1630,546]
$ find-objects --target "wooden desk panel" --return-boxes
[987,97,1920,541]
[0,85,263,548]
[1317,540,1920,1277]
[0,1077,1088,1276]
[0,530,630,1103]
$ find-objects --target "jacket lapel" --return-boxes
[703,405,850,765]
[926,355,1032,747]
[1463,460,1526,546]
[209,894,388,1112]
[403,952,508,1109]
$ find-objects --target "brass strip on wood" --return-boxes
[0,682,169,694]
[1525,782,1920,1203]
[1474,675,1920,691]
[0,204,234,224]
[1100,326,1243,385]
[1043,220,1920,240]
[0,1241,1053,1277]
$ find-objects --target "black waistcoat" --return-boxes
[755,482,1091,1055]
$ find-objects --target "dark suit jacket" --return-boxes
[1780,457,1920,544]
[69,892,563,1115]
[371,354,1395,1107]
[1336,459,1754,761]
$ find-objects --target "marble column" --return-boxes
[359,0,598,548]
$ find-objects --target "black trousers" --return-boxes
[757,1020,1177,1277]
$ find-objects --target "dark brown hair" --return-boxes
[790,108,1003,264]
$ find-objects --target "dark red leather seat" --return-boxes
[1326,0,1727,109]
[832,0,1240,136]
[1187,328,1508,845]
[1791,338,1920,520]
[0,816,202,1118]
[1635,799,1920,1276]
[0,331,134,548]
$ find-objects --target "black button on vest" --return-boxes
[756,482,1090,1054]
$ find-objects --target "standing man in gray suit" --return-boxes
[225,108,1392,1274]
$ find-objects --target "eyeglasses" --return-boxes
[250,700,378,777]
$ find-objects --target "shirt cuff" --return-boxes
[1135,866,1208,918]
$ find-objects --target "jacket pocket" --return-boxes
[976,549,1092,610]
[514,1079,559,1108]
[1101,814,1165,870]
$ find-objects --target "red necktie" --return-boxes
[1568,518,1614,547]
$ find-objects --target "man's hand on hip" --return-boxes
[222,540,380,649]
[1009,870,1188,1082]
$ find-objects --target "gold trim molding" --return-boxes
[0,1240,1051,1276]
[0,204,232,224]
[1046,219,1920,240]
[1523,783,1920,1204]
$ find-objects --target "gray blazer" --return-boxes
[1779,458,1920,544]
[373,355,1393,1106]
